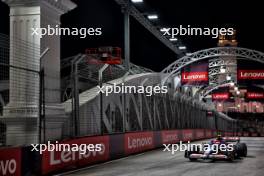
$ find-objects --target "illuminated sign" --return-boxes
[238,70,264,80]
[212,93,229,100]
[181,72,208,83]
[246,92,264,99]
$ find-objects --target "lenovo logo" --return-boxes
[163,134,179,143]
[128,137,152,149]
[50,144,106,166]
[181,72,208,82]
[247,92,264,99]
[212,93,229,100]
[0,159,17,175]
[238,70,264,79]
[182,132,193,140]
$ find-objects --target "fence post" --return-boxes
[39,48,49,144]
[98,64,109,135]
[122,72,130,132]
[71,54,84,137]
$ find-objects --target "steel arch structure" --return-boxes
[161,47,264,85]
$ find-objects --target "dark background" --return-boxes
[0,0,263,71]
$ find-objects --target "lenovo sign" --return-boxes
[212,93,229,100]
[181,72,208,83]
[247,92,264,99]
[238,70,264,80]
[161,130,179,144]
[41,136,109,175]
[125,132,154,155]
[0,148,21,176]
[181,130,194,142]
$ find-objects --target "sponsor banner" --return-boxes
[161,130,180,144]
[247,92,264,99]
[41,136,109,175]
[212,130,218,137]
[124,132,154,155]
[195,129,205,140]
[251,133,258,137]
[237,132,242,137]
[205,130,213,138]
[212,93,229,100]
[237,60,264,84]
[0,147,21,176]
[181,129,194,142]
[238,70,264,80]
[243,132,249,137]
[181,72,208,83]
[226,132,233,137]
[181,60,208,86]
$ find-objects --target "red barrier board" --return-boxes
[205,130,212,138]
[243,132,249,137]
[0,147,21,176]
[161,130,180,144]
[124,132,154,155]
[181,129,194,142]
[251,133,258,137]
[41,136,109,175]
[195,129,205,140]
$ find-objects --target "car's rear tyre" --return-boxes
[241,143,247,157]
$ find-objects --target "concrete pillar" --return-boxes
[1,0,76,145]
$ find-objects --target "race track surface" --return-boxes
[59,137,264,176]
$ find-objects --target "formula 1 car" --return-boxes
[184,136,247,162]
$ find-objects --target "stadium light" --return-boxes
[169,38,178,41]
[179,46,186,50]
[147,14,158,20]
[226,75,231,81]
[220,66,226,73]
[131,0,143,3]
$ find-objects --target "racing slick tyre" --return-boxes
[241,143,247,157]
[235,143,244,157]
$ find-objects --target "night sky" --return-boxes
[0,0,263,71]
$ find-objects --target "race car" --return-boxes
[184,135,247,162]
